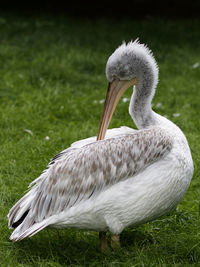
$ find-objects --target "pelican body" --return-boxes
[8,40,193,245]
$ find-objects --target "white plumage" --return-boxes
[8,40,193,246]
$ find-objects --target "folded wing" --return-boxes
[8,127,173,239]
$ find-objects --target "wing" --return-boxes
[70,126,137,148]
[9,127,173,229]
[27,127,173,222]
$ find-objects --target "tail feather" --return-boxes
[8,189,36,229]
[8,170,55,240]
[8,188,56,241]
[10,217,52,241]
[11,210,29,228]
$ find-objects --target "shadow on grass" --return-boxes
[11,229,103,265]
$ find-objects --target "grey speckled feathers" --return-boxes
[9,127,173,232]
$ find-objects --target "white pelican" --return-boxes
[8,40,193,251]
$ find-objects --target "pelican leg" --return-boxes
[111,234,120,249]
[99,231,107,252]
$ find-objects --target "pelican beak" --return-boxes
[97,77,137,140]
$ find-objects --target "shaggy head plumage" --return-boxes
[106,39,159,91]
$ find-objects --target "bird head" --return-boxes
[97,39,158,140]
[106,39,158,83]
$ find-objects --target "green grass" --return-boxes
[0,13,200,266]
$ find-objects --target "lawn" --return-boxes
[0,13,200,266]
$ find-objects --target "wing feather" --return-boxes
[28,127,173,223]
[9,127,173,229]
[70,126,136,148]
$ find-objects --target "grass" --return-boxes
[0,13,200,266]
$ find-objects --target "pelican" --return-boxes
[8,40,193,251]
